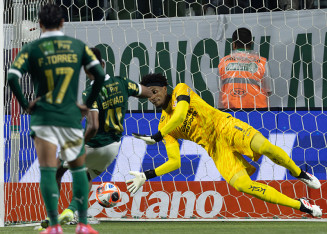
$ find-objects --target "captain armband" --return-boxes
[176,95,190,103]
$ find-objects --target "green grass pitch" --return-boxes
[0,221,326,234]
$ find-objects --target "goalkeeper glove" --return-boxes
[126,171,146,194]
[126,170,157,194]
[132,132,163,145]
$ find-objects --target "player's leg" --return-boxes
[56,158,69,191]
[59,128,98,234]
[31,127,62,233]
[68,156,98,234]
[41,158,70,229]
[67,154,88,223]
[56,161,75,226]
[58,141,121,228]
[250,133,321,189]
[85,141,121,181]
[229,168,322,217]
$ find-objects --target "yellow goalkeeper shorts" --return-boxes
[211,117,262,183]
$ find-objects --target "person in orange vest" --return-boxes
[218,28,272,109]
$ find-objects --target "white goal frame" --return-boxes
[2,0,327,225]
[0,0,5,227]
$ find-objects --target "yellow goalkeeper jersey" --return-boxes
[156,83,260,181]
[158,83,232,155]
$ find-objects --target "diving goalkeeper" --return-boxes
[126,73,322,217]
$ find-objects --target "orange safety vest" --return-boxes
[218,50,268,109]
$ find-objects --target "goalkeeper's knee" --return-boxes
[255,137,287,164]
[229,170,252,193]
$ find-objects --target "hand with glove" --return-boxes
[125,171,146,194]
[132,131,163,145]
[126,170,157,194]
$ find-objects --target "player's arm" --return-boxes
[7,48,30,110]
[138,84,153,98]
[133,98,189,144]
[124,78,152,99]
[126,136,181,194]
[153,140,181,176]
[84,109,99,143]
[159,99,189,137]
[82,90,99,143]
[83,45,105,108]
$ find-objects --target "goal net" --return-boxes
[2,0,327,224]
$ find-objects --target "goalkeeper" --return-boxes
[126,73,322,217]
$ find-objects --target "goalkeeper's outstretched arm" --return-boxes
[159,100,189,137]
[154,141,181,176]
[126,138,181,194]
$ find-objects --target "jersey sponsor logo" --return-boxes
[181,108,197,133]
[230,88,247,97]
[160,115,165,123]
[100,86,109,100]
[226,62,258,73]
[85,46,97,61]
[225,57,236,62]
[128,82,139,92]
[234,126,243,131]
[109,86,119,93]
[54,40,72,51]
[13,53,28,69]
[105,82,119,88]
[39,41,55,55]
[92,101,98,109]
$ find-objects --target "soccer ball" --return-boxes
[95,182,121,208]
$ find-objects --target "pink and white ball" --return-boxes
[96,182,121,208]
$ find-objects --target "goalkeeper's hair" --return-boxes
[38,4,64,29]
[141,73,168,87]
[90,47,104,65]
[232,27,253,49]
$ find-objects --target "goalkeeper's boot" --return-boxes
[295,170,321,189]
[58,208,74,225]
[76,223,99,234]
[40,217,50,229]
[40,224,63,234]
[299,198,322,217]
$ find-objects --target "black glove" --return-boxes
[132,132,163,145]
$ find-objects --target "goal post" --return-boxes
[0,0,4,228]
[2,0,327,224]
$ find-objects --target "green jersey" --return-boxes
[83,75,141,147]
[8,31,104,129]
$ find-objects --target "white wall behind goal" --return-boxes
[61,10,327,108]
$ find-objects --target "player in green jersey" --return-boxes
[50,47,153,225]
[7,4,105,234]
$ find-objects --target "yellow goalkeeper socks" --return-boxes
[230,171,301,210]
[251,134,301,177]
[40,167,59,226]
